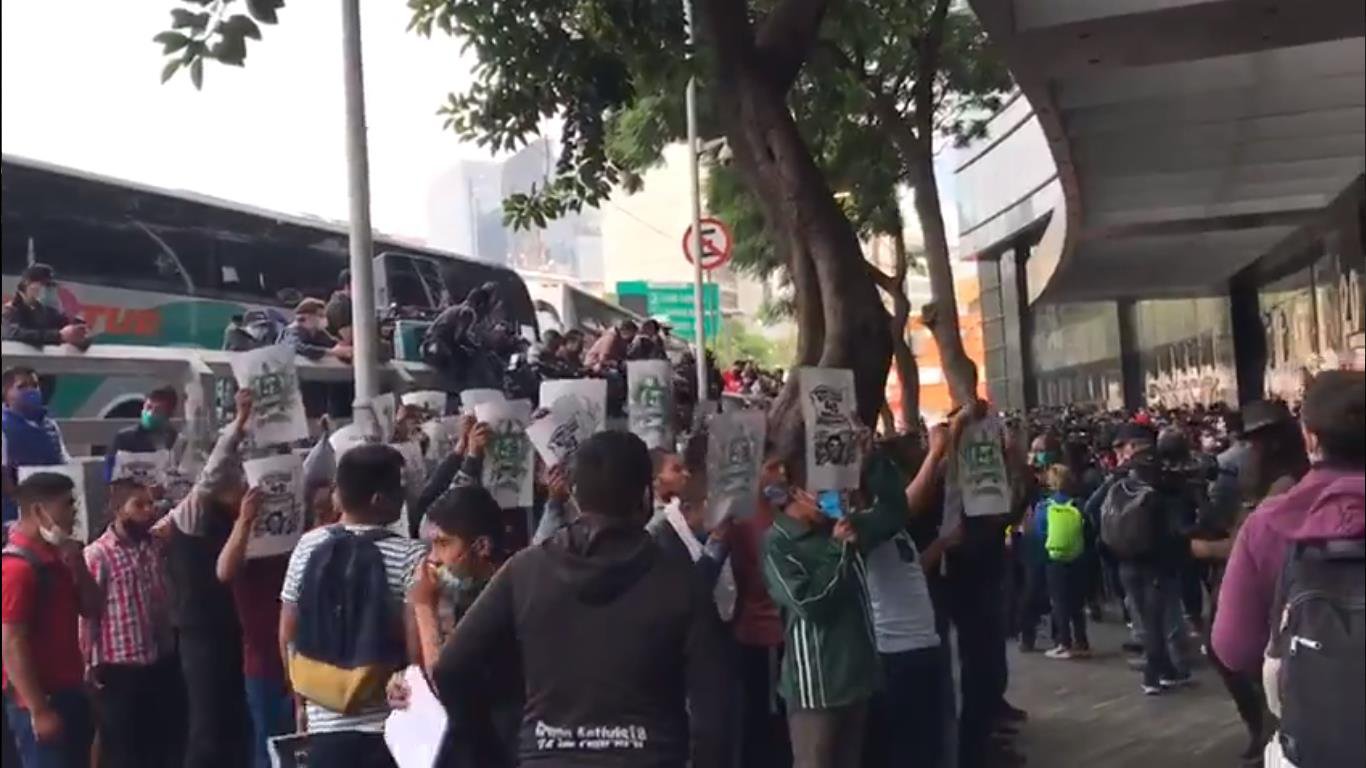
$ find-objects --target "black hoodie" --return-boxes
[432,517,732,768]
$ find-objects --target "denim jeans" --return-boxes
[243,676,293,768]
[3,688,93,768]
[1126,567,1190,675]
[1045,560,1089,650]
[865,645,947,768]
[1119,562,1184,686]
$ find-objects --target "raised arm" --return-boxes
[216,487,261,584]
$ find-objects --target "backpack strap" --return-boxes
[1,544,49,595]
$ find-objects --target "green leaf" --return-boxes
[211,32,248,66]
[170,9,210,32]
[190,58,204,90]
[153,31,191,55]
[224,15,263,40]
[159,58,183,84]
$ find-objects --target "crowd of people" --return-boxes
[3,259,1364,768]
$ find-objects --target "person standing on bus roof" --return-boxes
[103,386,180,483]
[1,264,89,350]
[325,270,353,344]
[2,367,71,525]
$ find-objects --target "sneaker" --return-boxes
[1159,674,1193,689]
[1141,684,1163,696]
[1044,646,1074,660]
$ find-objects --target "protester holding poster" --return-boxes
[156,388,255,768]
[103,385,180,482]
[474,401,534,511]
[230,345,309,447]
[798,367,861,490]
[412,417,488,539]
[539,378,607,433]
[705,411,766,528]
[627,359,674,450]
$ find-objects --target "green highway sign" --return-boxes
[616,281,722,344]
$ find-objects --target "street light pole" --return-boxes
[341,0,380,405]
[684,0,708,410]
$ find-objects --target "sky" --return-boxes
[1,0,958,249]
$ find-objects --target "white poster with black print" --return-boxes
[705,410,766,527]
[460,388,505,416]
[243,454,305,558]
[421,417,464,464]
[329,423,377,459]
[400,390,447,419]
[111,450,172,488]
[17,464,92,543]
[955,414,1010,518]
[527,394,594,468]
[230,344,309,447]
[539,379,607,434]
[799,367,861,491]
[475,400,535,509]
[627,360,674,450]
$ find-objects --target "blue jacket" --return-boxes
[2,406,68,522]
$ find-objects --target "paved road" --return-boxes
[1005,615,1250,768]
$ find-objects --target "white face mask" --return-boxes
[36,503,72,546]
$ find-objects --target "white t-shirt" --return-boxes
[280,524,427,734]
[864,531,940,654]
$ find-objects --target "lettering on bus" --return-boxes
[2,291,162,338]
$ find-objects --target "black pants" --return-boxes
[309,731,398,768]
[1207,578,1269,742]
[737,642,792,768]
[1015,561,1049,646]
[947,569,1008,768]
[179,629,250,768]
[92,657,184,768]
[1045,560,1089,650]
[865,646,947,768]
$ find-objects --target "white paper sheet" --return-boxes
[230,344,310,447]
[459,388,504,415]
[627,359,674,450]
[110,450,172,488]
[243,454,305,558]
[16,464,91,542]
[798,367,861,490]
[384,665,448,768]
[329,423,375,459]
[526,396,593,468]
[705,410,766,527]
[956,414,1010,518]
[400,390,447,417]
[539,378,607,433]
[475,399,534,508]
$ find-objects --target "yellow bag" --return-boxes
[288,653,393,715]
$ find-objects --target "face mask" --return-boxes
[15,388,46,418]
[817,490,845,520]
[141,410,168,431]
[761,484,790,508]
[36,505,70,546]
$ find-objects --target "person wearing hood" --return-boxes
[103,386,180,483]
[1213,370,1365,767]
[431,430,732,768]
[2,367,71,525]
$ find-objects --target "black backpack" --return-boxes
[1267,538,1365,768]
[1099,475,1159,559]
[287,526,407,714]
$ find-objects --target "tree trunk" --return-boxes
[889,231,920,430]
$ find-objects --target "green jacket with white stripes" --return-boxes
[761,453,910,711]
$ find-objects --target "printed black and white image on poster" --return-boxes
[243,454,305,558]
[111,450,172,489]
[352,393,397,442]
[539,379,607,433]
[329,423,376,459]
[17,464,91,543]
[526,394,594,468]
[799,367,860,490]
[705,410,766,527]
[956,413,1010,518]
[230,344,309,447]
[475,400,534,509]
[401,390,447,419]
[421,416,465,463]
[627,360,673,450]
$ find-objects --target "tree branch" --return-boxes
[912,0,952,139]
[756,0,832,91]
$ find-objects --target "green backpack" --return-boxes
[1044,498,1085,562]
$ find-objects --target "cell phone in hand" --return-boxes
[818,490,845,520]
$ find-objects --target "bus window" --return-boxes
[209,236,337,304]
[380,254,436,310]
[30,217,192,295]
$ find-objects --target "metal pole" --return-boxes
[684,0,708,408]
[341,0,380,404]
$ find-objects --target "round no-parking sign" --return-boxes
[682,217,733,271]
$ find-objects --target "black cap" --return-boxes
[21,263,54,284]
[1241,399,1293,436]
[1112,422,1156,448]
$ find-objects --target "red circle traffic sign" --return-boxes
[682,217,733,271]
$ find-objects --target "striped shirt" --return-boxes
[81,527,172,668]
[280,524,426,734]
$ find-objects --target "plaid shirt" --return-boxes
[81,527,172,667]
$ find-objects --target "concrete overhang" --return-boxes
[968,0,1366,304]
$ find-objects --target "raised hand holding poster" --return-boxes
[627,360,674,450]
[243,453,305,558]
[705,410,767,527]
[956,413,1010,518]
[798,367,861,490]
[526,394,593,468]
[230,345,309,447]
[475,400,534,509]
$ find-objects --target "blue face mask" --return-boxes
[15,389,46,418]
[817,490,845,520]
